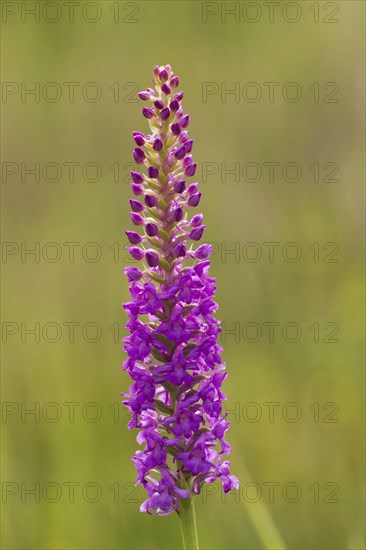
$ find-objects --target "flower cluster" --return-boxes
[122,65,238,515]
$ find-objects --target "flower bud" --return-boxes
[148,166,159,179]
[133,148,145,165]
[131,183,143,195]
[171,123,181,135]
[185,162,197,177]
[173,243,186,258]
[138,91,150,100]
[127,246,144,261]
[153,138,163,151]
[142,107,154,119]
[174,180,186,194]
[161,108,170,121]
[129,199,144,213]
[145,250,160,267]
[188,193,201,207]
[125,231,142,244]
[131,171,144,184]
[145,223,159,237]
[180,114,190,128]
[144,195,158,207]
[172,207,183,222]
[189,225,205,241]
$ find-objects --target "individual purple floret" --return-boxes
[122,64,238,517]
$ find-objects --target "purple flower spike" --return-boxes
[133,148,146,165]
[123,65,238,518]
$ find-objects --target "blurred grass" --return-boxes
[1,1,365,549]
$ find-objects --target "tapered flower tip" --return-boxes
[145,250,160,267]
[173,91,183,101]
[195,244,213,259]
[145,223,159,237]
[129,199,144,213]
[124,266,143,281]
[184,162,197,177]
[148,166,159,179]
[189,225,205,241]
[127,246,144,261]
[188,192,201,207]
[131,183,143,195]
[173,242,186,258]
[133,148,146,164]
[125,230,142,244]
[144,194,158,207]
[131,171,144,184]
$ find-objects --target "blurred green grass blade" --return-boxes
[237,457,287,550]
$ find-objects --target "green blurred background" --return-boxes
[1,1,365,548]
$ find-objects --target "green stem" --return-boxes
[179,497,199,550]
